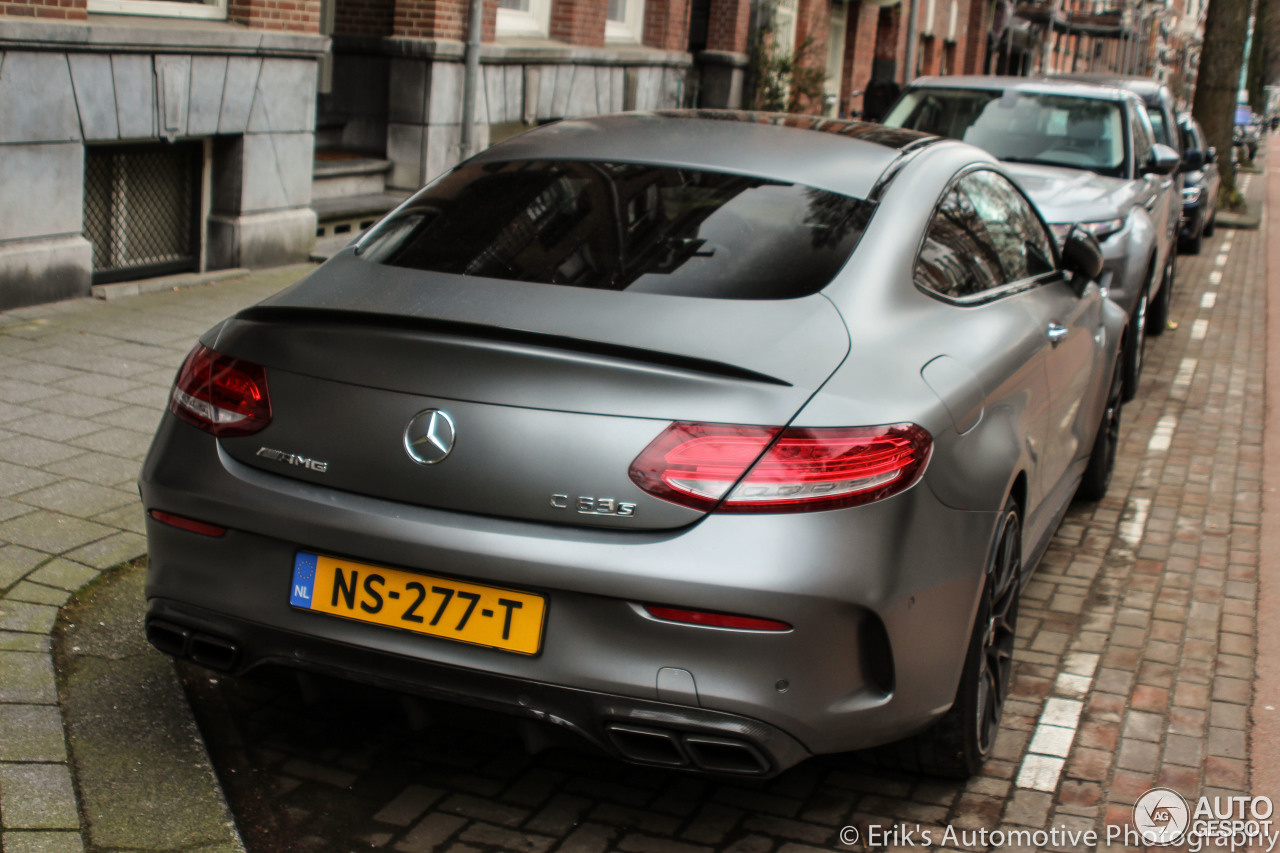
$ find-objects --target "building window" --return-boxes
[88,0,227,20]
[606,0,645,42]
[773,0,798,54]
[497,0,552,37]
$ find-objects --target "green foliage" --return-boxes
[749,8,828,113]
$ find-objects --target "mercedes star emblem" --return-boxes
[403,409,456,465]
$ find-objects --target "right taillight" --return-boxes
[169,343,272,437]
[629,422,931,513]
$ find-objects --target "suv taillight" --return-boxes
[169,344,272,437]
[629,422,931,513]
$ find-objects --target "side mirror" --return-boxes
[1061,226,1104,283]
[1206,146,1217,164]
[1182,149,1204,171]
[1146,143,1181,176]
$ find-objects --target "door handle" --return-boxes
[1047,323,1069,345]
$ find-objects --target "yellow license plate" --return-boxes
[289,552,546,655]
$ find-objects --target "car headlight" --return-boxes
[1182,186,1203,203]
[1050,218,1124,243]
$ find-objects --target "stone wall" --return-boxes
[0,19,327,310]
[325,38,692,190]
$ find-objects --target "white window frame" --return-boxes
[88,0,227,20]
[496,0,552,38]
[771,0,799,58]
[605,0,645,43]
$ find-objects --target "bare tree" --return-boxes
[1193,0,1254,207]
[1265,0,1280,88]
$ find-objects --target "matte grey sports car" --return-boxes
[141,110,1125,778]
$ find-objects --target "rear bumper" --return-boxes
[141,416,999,774]
[145,599,809,775]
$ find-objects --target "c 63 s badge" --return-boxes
[257,447,329,473]
[551,494,637,517]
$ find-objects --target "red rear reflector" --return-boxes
[644,605,791,632]
[169,344,272,437]
[630,422,931,513]
[149,510,227,537]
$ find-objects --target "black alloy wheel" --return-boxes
[889,500,1021,777]
[970,504,1020,760]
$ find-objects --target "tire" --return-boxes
[1122,284,1148,401]
[876,500,1021,777]
[1204,209,1216,237]
[1147,254,1173,337]
[1076,355,1123,502]
[1182,221,1204,255]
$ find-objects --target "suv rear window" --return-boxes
[359,160,874,300]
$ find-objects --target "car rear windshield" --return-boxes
[358,160,874,300]
[884,89,1128,178]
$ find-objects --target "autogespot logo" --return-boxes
[1135,787,1191,845]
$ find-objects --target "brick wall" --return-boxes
[335,0,395,36]
[0,0,87,21]
[392,0,467,39]
[552,0,605,46]
[705,0,749,52]
[229,0,321,31]
[643,0,691,51]
[962,0,986,72]
[840,2,878,115]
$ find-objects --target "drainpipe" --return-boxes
[904,0,920,83]
[460,0,484,160]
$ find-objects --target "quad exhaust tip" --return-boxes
[605,723,770,775]
[146,619,240,672]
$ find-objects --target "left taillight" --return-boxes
[629,422,932,513]
[169,343,272,437]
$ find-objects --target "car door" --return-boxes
[966,171,1105,502]
[914,169,1101,545]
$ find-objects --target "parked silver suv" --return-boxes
[884,77,1180,399]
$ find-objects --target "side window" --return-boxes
[915,171,1056,299]
[1130,104,1155,172]
[964,171,1056,280]
[915,181,1005,298]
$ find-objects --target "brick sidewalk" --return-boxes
[0,151,1274,850]
[0,267,314,851]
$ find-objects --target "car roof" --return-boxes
[906,75,1134,102]
[467,110,940,202]
[1050,73,1172,105]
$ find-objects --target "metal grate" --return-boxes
[84,143,200,284]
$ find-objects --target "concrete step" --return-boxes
[312,155,393,201]
[311,189,412,260]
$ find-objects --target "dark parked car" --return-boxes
[140,111,1125,779]
[883,76,1180,401]
[1177,113,1220,254]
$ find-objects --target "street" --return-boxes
[0,148,1273,852]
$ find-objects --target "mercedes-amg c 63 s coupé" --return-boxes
[141,110,1125,778]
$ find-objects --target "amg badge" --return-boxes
[256,447,329,473]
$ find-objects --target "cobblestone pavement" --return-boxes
[0,150,1273,852]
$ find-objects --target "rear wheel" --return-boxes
[1076,354,1123,502]
[877,500,1021,777]
[1147,254,1174,336]
[1204,209,1216,237]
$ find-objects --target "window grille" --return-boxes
[84,143,201,284]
